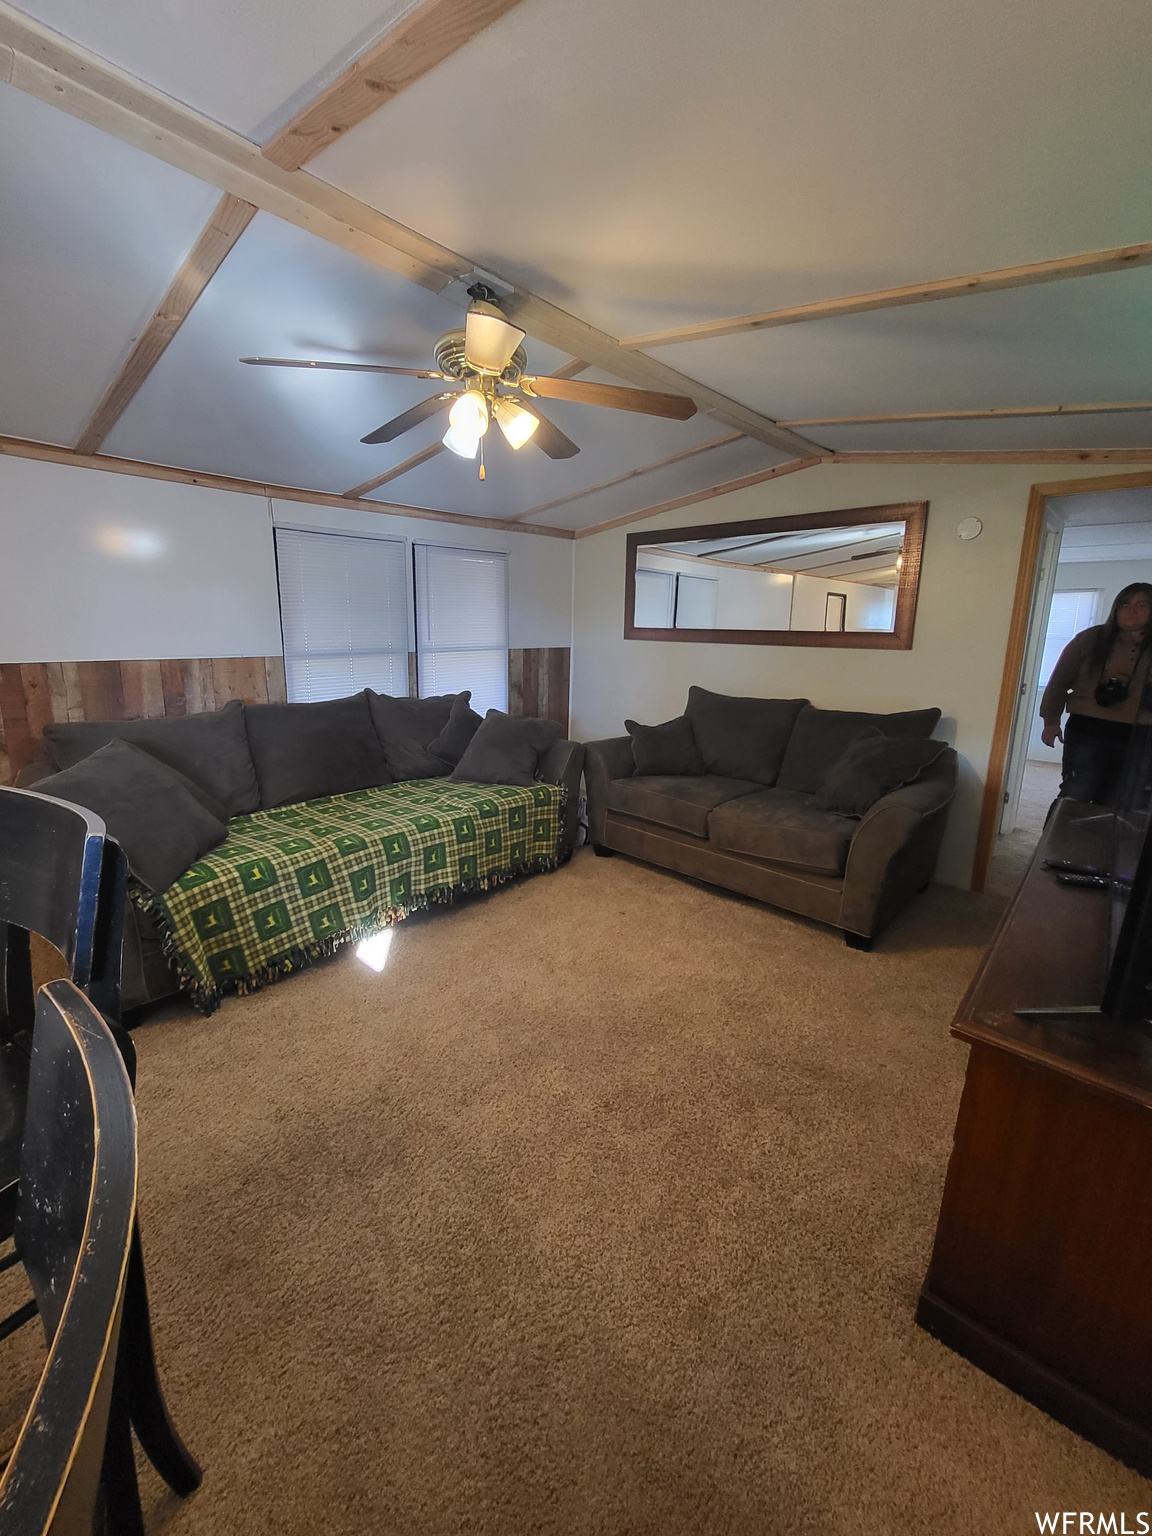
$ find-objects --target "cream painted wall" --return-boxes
[0,454,573,664]
[789,572,895,632]
[571,461,1116,889]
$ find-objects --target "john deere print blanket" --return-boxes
[134,778,564,1013]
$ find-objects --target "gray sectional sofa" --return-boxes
[584,687,957,948]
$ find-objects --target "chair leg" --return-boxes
[121,1222,202,1498]
[101,1368,146,1536]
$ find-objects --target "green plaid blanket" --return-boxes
[133,778,564,1013]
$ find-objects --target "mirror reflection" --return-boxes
[634,520,907,634]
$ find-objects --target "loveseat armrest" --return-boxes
[838,748,958,940]
[538,738,586,856]
[584,737,634,846]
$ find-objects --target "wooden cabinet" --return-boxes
[918,800,1152,1473]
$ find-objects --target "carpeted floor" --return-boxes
[4,840,1149,1534]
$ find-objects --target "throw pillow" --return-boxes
[244,691,390,809]
[624,715,705,776]
[451,711,563,788]
[776,705,943,794]
[42,698,260,816]
[368,690,464,780]
[427,694,484,766]
[813,735,949,817]
[684,687,809,785]
[34,739,229,893]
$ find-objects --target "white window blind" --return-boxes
[674,573,719,629]
[414,544,508,714]
[634,568,675,627]
[275,527,409,702]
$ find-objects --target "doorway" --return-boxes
[984,481,1152,897]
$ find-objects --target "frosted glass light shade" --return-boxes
[464,307,526,373]
[493,397,539,450]
[442,421,480,457]
[449,388,489,437]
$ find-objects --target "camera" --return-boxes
[1094,676,1131,709]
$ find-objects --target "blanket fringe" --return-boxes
[132,853,560,1016]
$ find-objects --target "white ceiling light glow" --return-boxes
[442,387,489,458]
[493,397,539,450]
[355,929,393,972]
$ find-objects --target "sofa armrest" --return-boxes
[538,738,586,856]
[838,748,958,938]
[584,737,634,846]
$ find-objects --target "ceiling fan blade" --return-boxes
[522,376,697,420]
[241,356,448,379]
[464,305,526,373]
[360,391,456,445]
[517,401,580,459]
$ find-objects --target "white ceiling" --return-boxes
[1,0,1150,529]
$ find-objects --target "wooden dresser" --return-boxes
[918,798,1152,1474]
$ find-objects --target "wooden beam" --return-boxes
[75,193,257,454]
[0,434,573,539]
[780,400,1152,427]
[828,449,1152,465]
[262,0,527,170]
[0,9,826,462]
[621,242,1152,350]
[573,458,824,539]
[344,442,444,498]
[512,434,741,522]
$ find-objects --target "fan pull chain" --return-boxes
[478,434,486,481]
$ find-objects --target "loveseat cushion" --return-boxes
[35,739,229,893]
[607,774,761,838]
[625,714,705,776]
[684,687,809,786]
[428,694,483,765]
[775,704,942,793]
[244,691,390,809]
[707,788,856,875]
[813,735,950,817]
[42,699,260,816]
[368,690,462,780]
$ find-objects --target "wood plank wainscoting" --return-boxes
[0,648,571,784]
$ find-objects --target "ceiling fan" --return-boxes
[241,285,698,480]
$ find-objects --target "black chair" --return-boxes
[0,785,129,1341]
[0,980,136,1534]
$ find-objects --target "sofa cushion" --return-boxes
[813,735,950,817]
[776,704,944,793]
[607,774,761,838]
[368,690,463,780]
[707,788,857,875]
[35,739,229,893]
[42,698,260,816]
[684,687,809,786]
[427,693,484,766]
[244,691,390,809]
[625,714,705,776]
[451,711,563,788]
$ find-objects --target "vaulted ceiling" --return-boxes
[1,0,1150,535]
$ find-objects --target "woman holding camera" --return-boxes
[1039,582,1152,804]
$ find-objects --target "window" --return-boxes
[634,568,675,627]
[275,527,409,702]
[413,544,509,714]
[1041,590,1099,684]
[674,573,719,629]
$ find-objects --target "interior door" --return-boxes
[999,513,1063,834]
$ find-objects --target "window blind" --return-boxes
[275,527,409,702]
[413,543,509,714]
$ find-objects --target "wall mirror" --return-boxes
[625,502,927,649]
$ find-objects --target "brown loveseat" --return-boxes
[584,688,957,948]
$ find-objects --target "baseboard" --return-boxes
[916,1286,1152,1477]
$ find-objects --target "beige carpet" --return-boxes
[4,845,1149,1534]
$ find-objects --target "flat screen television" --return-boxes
[1102,698,1152,1020]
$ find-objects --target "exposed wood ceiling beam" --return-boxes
[0,7,825,461]
[75,193,257,454]
[345,360,591,499]
[262,0,527,170]
[621,243,1152,350]
[781,400,1152,427]
[573,458,825,539]
[512,434,742,522]
[73,0,527,453]
[0,434,573,538]
[828,449,1152,465]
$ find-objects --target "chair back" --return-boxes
[0,980,137,1536]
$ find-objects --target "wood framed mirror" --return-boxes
[624,501,927,649]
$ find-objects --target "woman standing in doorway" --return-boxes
[1040,582,1152,804]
